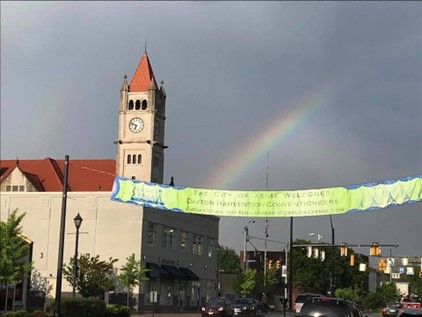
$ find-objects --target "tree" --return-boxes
[335,287,360,302]
[234,269,256,297]
[291,239,367,296]
[119,254,149,308]
[63,254,118,298]
[218,246,241,273]
[0,209,32,312]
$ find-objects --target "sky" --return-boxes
[1,2,421,264]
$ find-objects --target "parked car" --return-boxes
[299,297,363,317]
[397,308,422,317]
[294,293,324,314]
[201,297,234,317]
[232,298,258,316]
[383,302,402,317]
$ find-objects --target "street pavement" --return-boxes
[133,311,383,317]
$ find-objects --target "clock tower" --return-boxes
[115,51,166,183]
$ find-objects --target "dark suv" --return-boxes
[299,297,363,317]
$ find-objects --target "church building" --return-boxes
[0,51,220,312]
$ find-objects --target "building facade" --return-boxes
[0,51,219,312]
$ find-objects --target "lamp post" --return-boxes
[73,213,83,298]
[329,215,335,296]
[243,220,255,271]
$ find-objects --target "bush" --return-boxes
[363,292,384,311]
[49,298,107,317]
[29,310,49,317]
[106,304,131,317]
[2,310,29,317]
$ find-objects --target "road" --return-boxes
[134,311,383,317]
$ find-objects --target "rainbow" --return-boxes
[206,80,339,189]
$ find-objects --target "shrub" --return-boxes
[106,304,131,317]
[2,310,29,317]
[29,310,49,317]
[49,298,107,317]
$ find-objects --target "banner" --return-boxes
[110,175,422,217]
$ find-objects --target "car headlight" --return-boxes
[201,307,206,311]
[218,307,224,311]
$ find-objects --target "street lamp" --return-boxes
[73,213,83,298]
[243,220,255,271]
[329,215,335,296]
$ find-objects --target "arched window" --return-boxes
[128,100,134,110]
[132,154,136,163]
[137,154,142,164]
[135,100,141,110]
[127,155,131,164]
[142,100,148,110]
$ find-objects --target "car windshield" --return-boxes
[234,299,251,305]
[300,300,349,317]
[207,298,225,306]
[388,303,401,308]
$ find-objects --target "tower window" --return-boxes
[132,154,136,163]
[127,155,131,164]
[142,100,148,110]
[135,100,141,110]
[128,100,134,110]
[137,154,142,164]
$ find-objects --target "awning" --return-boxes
[161,264,188,280]
[146,262,171,279]
[179,267,199,281]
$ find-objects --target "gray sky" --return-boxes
[2,2,421,262]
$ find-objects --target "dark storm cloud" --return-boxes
[1,1,421,256]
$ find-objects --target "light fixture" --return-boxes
[73,213,83,229]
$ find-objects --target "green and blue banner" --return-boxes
[110,175,422,217]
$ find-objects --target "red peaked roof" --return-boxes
[129,52,158,92]
[0,158,116,192]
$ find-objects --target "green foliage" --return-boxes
[363,292,384,311]
[362,282,400,311]
[106,304,131,317]
[118,254,148,308]
[0,210,33,284]
[1,310,29,317]
[63,254,118,298]
[28,311,49,317]
[292,240,367,295]
[59,298,107,317]
[335,287,360,302]
[403,270,422,299]
[377,282,401,303]
[218,246,241,273]
[234,269,256,297]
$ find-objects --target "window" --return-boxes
[192,234,203,255]
[137,154,142,164]
[142,100,148,110]
[127,155,131,164]
[180,231,188,252]
[208,238,214,257]
[135,100,141,110]
[198,236,203,255]
[162,227,175,250]
[128,100,134,110]
[132,154,136,164]
[12,186,18,192]
[19,186,24,192]
[147,223,157,246]
[6,186,11,191]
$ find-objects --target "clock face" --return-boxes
[129,117,144,133]
[154,120,160,136]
